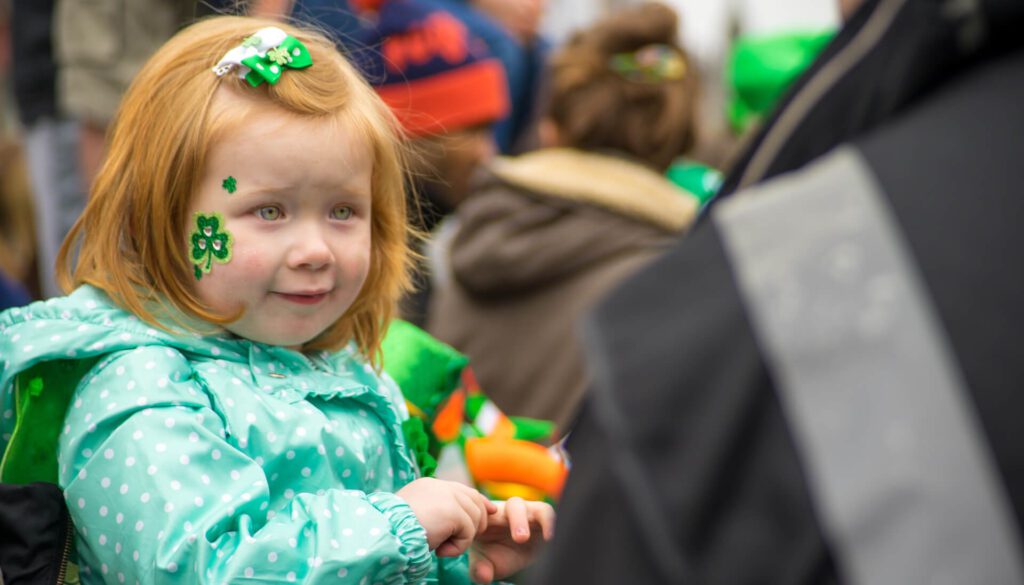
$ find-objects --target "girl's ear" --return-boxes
[537,118,563,149]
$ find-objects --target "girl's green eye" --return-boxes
[257,206,282,220]
[331,206,353,220]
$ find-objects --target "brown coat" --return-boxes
[426,148,698,431]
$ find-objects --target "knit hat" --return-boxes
[355,0,510,137]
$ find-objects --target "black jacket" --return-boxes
[531,0,1024,582]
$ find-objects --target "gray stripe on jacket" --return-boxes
[714,146,1024,585]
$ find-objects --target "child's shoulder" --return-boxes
[0,285,218,394]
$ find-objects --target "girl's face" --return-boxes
[187,103,373,348]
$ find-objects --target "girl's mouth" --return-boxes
[275,291,330,305]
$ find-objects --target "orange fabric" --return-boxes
[376,59,509,137]
[464,437,567,498]
[349,0,383,12]
[431,388,466,442]
[383,13,469,74]
[478,481,547,502]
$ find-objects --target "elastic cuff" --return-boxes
[368,492,432,583]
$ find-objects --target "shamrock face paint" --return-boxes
[190,212,233,280]
[186,98,373,347]
[222,176,237,194]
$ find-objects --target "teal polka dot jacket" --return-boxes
[0,286,470,584]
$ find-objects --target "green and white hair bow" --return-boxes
[212,27,312,87]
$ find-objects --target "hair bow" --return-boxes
[213,27,313,87]
[609,43,686,83]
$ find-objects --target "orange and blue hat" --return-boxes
[354,0,510,137]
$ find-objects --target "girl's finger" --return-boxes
[437,540,464,558]
[505,496,530,542]
[470,551,496,584]
[456,482,498,516]
[530,501,556,540]
[454,489,488,537]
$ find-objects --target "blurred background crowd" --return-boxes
[0,0,840,308]
[0,0,842,434]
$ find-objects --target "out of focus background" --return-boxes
[0,0,839,310]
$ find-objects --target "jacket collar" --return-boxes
[716,0,1024,200]
[488,148,698,233]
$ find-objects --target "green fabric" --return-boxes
[381,319,468,418]
[438,554,472,583]
[609,43,686,83]
[508,416,556,443]
[401,416,438,477]
[241,34,313,86]
[0,358,99,484]
[666,159,723,205]
[726,30,836,134]
[464,392,487,421]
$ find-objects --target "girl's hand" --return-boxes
[397,478,497,557]
[469,497,556,584]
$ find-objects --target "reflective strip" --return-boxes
[715,147,1024,584]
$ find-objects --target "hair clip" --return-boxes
[212,27,313,87]
[609,43,686,83]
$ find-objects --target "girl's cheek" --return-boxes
[236,248,269,274]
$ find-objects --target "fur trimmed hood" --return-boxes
[488,148,698,232]
[446,148,697,298]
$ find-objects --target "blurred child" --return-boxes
[0,16,551,584]
[355,0,509,228]
[427,2,702,431]
[353,0,511,326]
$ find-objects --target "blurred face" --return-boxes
[187,100,373,348]
[419,125,496,209]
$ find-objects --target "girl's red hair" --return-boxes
[58,16,415,363]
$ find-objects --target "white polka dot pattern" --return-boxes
[0,286,431,584]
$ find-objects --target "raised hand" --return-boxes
[397,478,497,557]
[470,497,556,584]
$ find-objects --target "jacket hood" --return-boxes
[447,149,696,298]
[716,0,1024,200]
[0,286,358,394]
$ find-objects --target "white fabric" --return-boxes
[211,26,289,80]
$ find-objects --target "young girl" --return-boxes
[0,16,552,584]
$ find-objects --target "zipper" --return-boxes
[55,515,74,585]
[735,0,906,191]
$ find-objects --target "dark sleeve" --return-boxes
[530,222,841,585]
[10,0,59,126]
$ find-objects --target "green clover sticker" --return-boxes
[190,212,233,280]
[241,34,262,49]
[222,176,237,194]
[266,46,292,66]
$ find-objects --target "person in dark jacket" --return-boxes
[531,0,1024,582]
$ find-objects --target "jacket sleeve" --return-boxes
[58,346,433,584]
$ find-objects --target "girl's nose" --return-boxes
[287,227,335,270]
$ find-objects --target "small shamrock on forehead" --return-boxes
[222,176,237,194]
[190,213,233,280]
